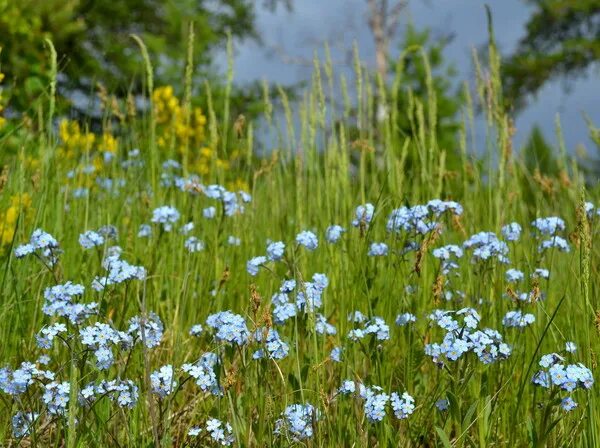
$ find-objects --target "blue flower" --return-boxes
[368,242,388,256]
[532,268,550,279]
[253,328,289,360]
[296,230,318,250]
[36,323,67,349]
[325,225,345,243]
[395,313,416,326]
[182,353,221,395]
[203,206,216,219]
[463,232,509,263]
[79,230,105,249]
[204,418,234,446]
[179,222,194,235]
[330,346,342,362]
[565,341,577,353]
[501,222,522,242]
[12,411,38,438]
[246,256,267,276]
[348,315,389,341]
[432,245,463,260]
[275,404,319,440]
[188,427,201,437]
[315,314,337,335]
[280,279,296,293]
[137,224,152,238]
[15,229,60,264]
[538,236,570,253]
[96,379,139,408]
[127,312,164,348]
[227,235,241,246]
[531,217,565,236]
[386,205,435,235]
[206,311,249,345]
[151,206,180,231]
[539,353,564,368]
[435,398,449,411]
[150,365,176,398]
[43,282,97,324]
[296,277,328,312]
[190,324,203,336]
[561,396,577,411]
[364,387,390,422]
[43,381,70,415]
[352,203,375,227]
[184,236,204,253]
[427,199,463,216]
[273,302,297,324]
[266,241,286,261]
[0,362,54,395]
[502,310,535,328]
[390,391,415,419]
[162,159,181,170]
[92,251,146,290]
[505,269,524,283]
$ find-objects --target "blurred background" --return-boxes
[0,0,599,164]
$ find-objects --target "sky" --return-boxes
[220,0,599,156]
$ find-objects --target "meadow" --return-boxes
[0,37,599,447]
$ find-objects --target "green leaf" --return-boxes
[435,426,453,448]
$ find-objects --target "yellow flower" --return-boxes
[200,147,213,158]
[100,133,118,154]
[227,178,250,192]
[0,193,34,247]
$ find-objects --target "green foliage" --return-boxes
[391,24,463,168]
[0,0,286,113]
[503,0,600,110]
[523,125,560,175]
[0,20,599,446]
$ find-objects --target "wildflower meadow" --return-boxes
[1,9,600,448]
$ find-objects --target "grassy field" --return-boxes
[0,40,599,447]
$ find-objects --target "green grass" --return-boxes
[0,39,599,447]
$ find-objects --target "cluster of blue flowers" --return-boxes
[3,189,597,445]
[206,311,250,345]
[188,418,235,445]
[252,328,290,360]
[502,310,535,328]
[386,200,461,236]
[425,308,511,365]
[338,380,415,422]
[182,353,221,395]
[92,247,146,291]
[270,275,330,325]
[1,362,54,395]
[532,352,594,411]
[347,312,390,341]
[43,282,97,323]
[150,365,176,397]
[463,231,509,263]
[531,217,570,253]
[79,379,139,409]
[274,404,319,441]
[79,230,105,249]
[14,229,61,265]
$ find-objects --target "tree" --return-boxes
[0,0,289,113]
[502,0,600,111]
[366,0,408,80]
[392,25,463,160]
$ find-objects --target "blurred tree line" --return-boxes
[0,0,290,117]
[0,0,599,176]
